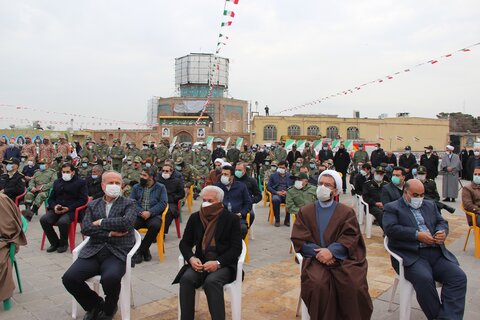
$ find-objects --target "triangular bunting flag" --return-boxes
[226,0,239,4]
[223,10,235,17]
[221,21,233,27]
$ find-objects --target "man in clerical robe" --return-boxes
[291,169,373,320]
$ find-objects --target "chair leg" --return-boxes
[398,280,413,320]
[388,277,399,311]
[463,228,472,251]
[119,280,130,320]
[41,232,46,250]
[3,298,12,311]
[175,218,181,239]
[13,260,22,294]
[69,223,76,253]
[229,287,242,320]
[474,227,480,258]
[194,290,200,312]
[295,295,301,317]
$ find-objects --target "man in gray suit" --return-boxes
[62,171,136,320]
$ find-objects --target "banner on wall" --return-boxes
[235,137,243,150]
[285,139,296,151]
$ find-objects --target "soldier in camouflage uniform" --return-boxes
[286,172,317,216]
[176,157,194,201]
[82,141,97,163]
[139,142,155,161]
[125,142,140,159]
[239,144,255,165]
[77,157,92,179]
[121,156,133,177]
[259,156,272,184]
[182,144,194,166]
[51,153,64,173]
[263,160,278,185]
[56,137,70,159]
[273,143,287,163]
[193,156,210,198]
[171,144,183,163]
[291,158,304,176]
[101,158,114,171]
[308,159,318,176]
[155,140,170,167]
[198,143,211,166]
[122,156,142,197]
[96,136,110,161]
[302,142,316,162]
[24,158,56,215]
[109,139,125,171]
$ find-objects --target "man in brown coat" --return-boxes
[22,136,37,160]
[462,166,480,226]
[291,170,372,320]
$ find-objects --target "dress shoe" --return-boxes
[46,245,58,253]
[143,249,152,262]
[83,301,104,320]
[284,221,290,227]
[57,244,69,253]
[442,198,450,202]
[274,221,281,227]
[133,252,144,264]
[97,310,113,320]
[445,205,456,214]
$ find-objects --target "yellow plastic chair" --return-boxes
[462,204,480,258]
[289,213,297,254]
[245,213,251,263]
[138,204,169,262]
[266,190,287,225]
[263,181,268,207]
[187,185,194,213]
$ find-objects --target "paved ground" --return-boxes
[2,177,479,319]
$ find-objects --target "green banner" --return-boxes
[235,137,243,150]
[225,137,231,150]
[313,140,323,152]
[205,136,214,151]
[285,139,296,151]
[296,140,306,152]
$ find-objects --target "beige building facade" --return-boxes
[252,115,450,152]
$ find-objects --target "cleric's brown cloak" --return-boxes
[0,193,27,300]
[291,202,372,320]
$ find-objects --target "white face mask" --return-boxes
[316,185,332,202]
[62,173,72,182]
[474,151,480,157]
[105,184,122,198]
[6,164,13,172]
[374,174,383,182]
[360,170,367,176]
[277,168,286,175]
[162,173,171,180]
[417,174,426,181]
[221,175,230,186]
[27,161,34,166]
[294,180,304,190]
[409,196,424,209]
[201,201,213,208]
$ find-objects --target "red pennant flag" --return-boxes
[461,48,471,52]
[444,53,452,57]
[378,79,384,83]
[226,0,239,4]
[221,21,233,27]
[430,60,438,64]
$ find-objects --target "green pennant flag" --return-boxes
[296,140,306,152]
[205,136,214,151]
[285,139,296,151]
[235,137,243,150]
[313,140,323,152]
[225,137,231,150]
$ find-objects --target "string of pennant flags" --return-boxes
[195,0,239,125]
[274,42,480,115]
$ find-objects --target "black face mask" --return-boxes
[140,178,148,187]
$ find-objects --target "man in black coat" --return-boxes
[420,145,439,180]
[234,162,262,237]
[362,166,388,228]
[333,143,351,194]
[317,142,334,163]
[211,143,226,165]
[381,166,406,205]
[459,146,469,179]
[286,144,302,169]
[40,163,88,253]
[86,165,105,200]
[157,163,185,234]
[354,163,372,196]
[0,157,26,200]
[176,185,242,320]
[370,143,387,168]
[399,146,417,178]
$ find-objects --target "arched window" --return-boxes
[347,127,359,140]
[263,125,277,140]
[307,125,320,136]
[288,125,301,136]
[326,126,339,139]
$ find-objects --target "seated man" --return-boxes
[206,158,223,186]
[62,171,136,320]
[157,163,185,234]
[175,186,242,320]
[381,166,406,206]
[462,166,480,226]
[0,193,27,304]
[291,170,372,319]
[286,172,317,218]
[86,165,105,200]
[234,162,262,233]
[130,167,168,264]
[267,161,293,227]
[24,158,56,215]
[215,165,252,238]
[40,163,88,253]
[383,179,467,320]
[362,166,388,228]
[0,157,26,200]
[417,165,455,214]
[21,156,39,181]
[353,163,372,196]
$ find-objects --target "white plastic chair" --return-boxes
[177,240,247,320]
[71,230,141,320]
[355,194,363,224]
[291,242,310,320]
[383,236,441,320]
[359,197,375,238]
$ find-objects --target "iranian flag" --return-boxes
[296,140,306,152]
[235,137,243,150]
[221,21,233,27]
[226,0,239,4]
[313,140,323,152]
[223,10,235,17]
[331,140,341,152]
[284,139,296,151]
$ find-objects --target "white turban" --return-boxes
[214,158,224,165]
[221,162,232,168]
[446,145,454,151]
[318,169,342,195]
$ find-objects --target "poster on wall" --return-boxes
[162,127,170,138]
[197,128,206,139]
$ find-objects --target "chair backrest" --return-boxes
[461,203,478,228]
[15,187,27,206]
[383,236,405,278]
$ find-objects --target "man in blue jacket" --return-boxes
[267,161,293,227]
[215,165,252,238]
[383,179,467,320]
[130,167,168,264]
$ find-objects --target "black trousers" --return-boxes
[404,247,467,320]
[62,247,126,316]
[179,267,232,320]
[40,210,72,246]
[369,206,384,229]
[134,215,162,253]
[164,202,179,234]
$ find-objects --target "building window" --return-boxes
[307,125,320,136]
[288,125,301,136]
[327,126,339,139]
[263,125,277,140]
[347,126,359,139]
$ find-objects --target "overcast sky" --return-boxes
[1,0,479,129]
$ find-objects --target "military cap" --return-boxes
[37,158,48,164]
[309,159,316,163]
[271,161,279,166]
[100,136,107,140]
[201,157,207,161]
[81,157,89,162]
[126,156,133,161]
[405,145,411,151]
[55,153,63,159]
[175,157,184,165]
[292,172,309,180]
[375,166,385,173]
[133,156,142,163]
[424,145,433,150]
[265,156,271,161]
[113,138,119,143]
[3,157,20,165]
[417,166,427,174]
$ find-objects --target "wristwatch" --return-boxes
[216,260,221,268]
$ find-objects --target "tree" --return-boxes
[436,112,480,133]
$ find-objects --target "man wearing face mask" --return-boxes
[40,163,88,253]
[157,164,185,234]
[466,147,480,182]
[215,165,252,238]
[440,145,461,202]
[24,158,56,215]
[0,157,26,201]
[174,185,242,320]
[109,139,125,172]
[234,162,262,233]
[333,143,351,194]
[263,160,277,185]
[399,145,417,179]
[273,143,287,163]
[462,166,480,227]
[317,143,334,163]
[420,145,439,180]
[86,165,105,200]
[302,142,316,162]
[362,166,388,228]
[370,143,386,168]
[286,144,302,169]
[253,146,268,178]
[353,163,372,196]
[22,136,37,160]
[39,136,55,165]
[211,143,226,165]
[291,170,373,319]
[21,156,39,181]
[155,140,170,167]
[286,172,317,217]
[383,179,467,320]
[417,166,455,214]
[78,157,92,179]
[206,158,224,186]
[267,161,293,227]
[226,141,241,165]
[4,138,21,161]
[63,171,137,320]
[130,167,168,264]
[353,144,369,167]
[381,166,406,206]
